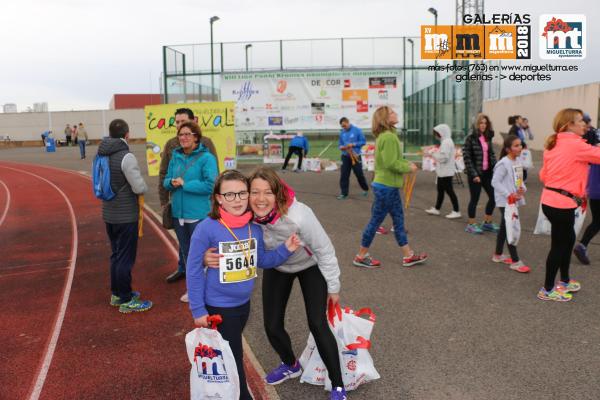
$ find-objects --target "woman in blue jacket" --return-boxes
[164,121,218,302]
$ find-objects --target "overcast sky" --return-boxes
[0,0,596,111]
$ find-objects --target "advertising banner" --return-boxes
[144,102,236,176]
[220,70,403,131]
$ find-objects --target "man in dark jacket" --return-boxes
[159,108,219,283]
[98,119,152,313]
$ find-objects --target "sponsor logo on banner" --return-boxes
[377,90,389,100]
[357,100,368,113]
[453,25,484,59]
[268,116,283,126]
[315,114,324,123]
[311,79,342,87]
[276,80,287,93]
[284,116,299,124]
[344,79,351,88]
[539,15,586,59]
[232,81,259,102]
[311,102,325,114]
[369,77,397,89]
[342,89,368,102]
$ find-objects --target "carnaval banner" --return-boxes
[220,70,403,131]
[144,102,236,176]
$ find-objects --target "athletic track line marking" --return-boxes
[7,163,278,400]
[0,180,11,227]
[0,166,79,400]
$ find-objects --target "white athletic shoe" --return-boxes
[445,211,462,219]
[425,207,441,216]
[180,292,189,303]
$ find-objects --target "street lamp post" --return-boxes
[245,44,252,71]
[407,38,415,94]
[210,15,220,101]
[428,7,438,125]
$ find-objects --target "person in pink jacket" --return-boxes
[538,108,600,302]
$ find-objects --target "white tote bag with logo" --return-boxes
[504,203,521,246]
[186,324,240,400]
[299,304,380,391]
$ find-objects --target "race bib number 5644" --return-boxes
[218,238,258,284]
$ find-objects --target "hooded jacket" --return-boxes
[163,144,217,220]
[492,156,527,208]
[97,138,148,224]
[258,187,341,294]
[432,124,456,178]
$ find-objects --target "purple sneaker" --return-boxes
[573,243,590,265]
[264,361,302,385]
[330,386,348,400]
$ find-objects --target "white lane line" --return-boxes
[0,180,11,227]
[0,166,79,400]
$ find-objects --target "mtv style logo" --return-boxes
[193,343,230,382]
[539,14,586,59]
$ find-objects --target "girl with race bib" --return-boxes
[186,170,300,400]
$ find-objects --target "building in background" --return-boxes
[109,94,163,110]
[33,102,48,112]
[3,103,17,113]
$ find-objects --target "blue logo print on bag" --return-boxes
[92,154,116,200]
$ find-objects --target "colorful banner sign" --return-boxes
[144,102,236,176]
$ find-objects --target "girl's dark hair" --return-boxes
[178,121,202,144]
[208,170,249,219]
[499,135,521,159]
[508,115,515,125]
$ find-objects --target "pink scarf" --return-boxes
[219,208,252,228]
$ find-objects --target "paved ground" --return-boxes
[3,144,600,400]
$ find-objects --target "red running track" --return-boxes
[0,162,272,400]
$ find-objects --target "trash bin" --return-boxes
[46,137,56,153]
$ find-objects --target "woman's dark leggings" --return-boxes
[542,205,576,291]
[206,302,253,400]
[580,199,600,246]
[467,169,495,219]
[496,207,519,262]
[262,265,343,388]
[435,176,459,211]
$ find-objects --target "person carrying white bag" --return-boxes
[299,302,380,392]
[491,135,531,273]
[186,315,240,400]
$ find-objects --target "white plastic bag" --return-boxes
[185,323,240,400]
[299,305,380,391]
[519,149,533,169]
[504,203,521,246]
[574,205,587,236]
[534,203,587,236]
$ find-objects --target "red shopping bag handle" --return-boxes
[346,336,371,350]
[328,300,342,326]
[207,314,223,329]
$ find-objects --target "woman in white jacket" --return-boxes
[425,124,461,219]
[202,167,347,400]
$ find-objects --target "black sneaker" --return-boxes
[166,270,185,283]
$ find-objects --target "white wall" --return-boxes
[483,82,600,150]
[0,109,146,141]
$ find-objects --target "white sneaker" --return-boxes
[425,207,441,216]
[445,211,462,219]
[180,292,189,303]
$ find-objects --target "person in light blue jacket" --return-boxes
[163,121,218,302]
[282,132,309,171]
